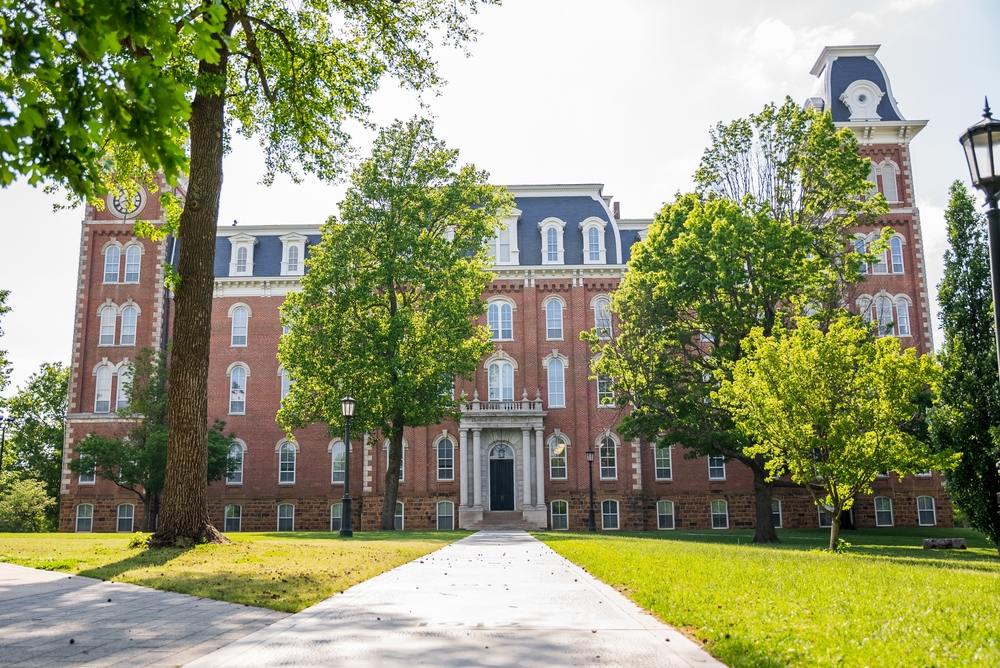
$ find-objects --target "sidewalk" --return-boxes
[187,531,726,667]
[0,562,287,666]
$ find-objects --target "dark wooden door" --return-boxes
[490,459,514,510]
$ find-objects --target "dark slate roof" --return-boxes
[214,235,321,277]
[619,230,641,264]
[513,196,617,265]
[829,57,901,123]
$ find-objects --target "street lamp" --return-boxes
[586,448,596,532]
[960,99,1000,373]
[0,414,14,475]
[339,396,356,538]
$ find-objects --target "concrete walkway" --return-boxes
[187,531,726,667]
[0,563,287,666]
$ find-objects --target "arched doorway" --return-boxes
[489,443,515,510]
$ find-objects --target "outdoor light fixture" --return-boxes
[586,448,596,532]
[961,99,1000,373]
[340,396,355,537]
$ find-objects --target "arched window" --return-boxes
[896,299,911,336]
[281,369,291,399]
[594,297,612,338]
[279,442,296,483]
[599,437,617,480]
[76,504,94,532]
[654,443,672,480]
[657,500,674,530]
[225,504,242,532]
[547,359,565,408]
[771,499,782,528]
[227,442,244,484]
[104,246,120,283]
[120,306,137,346]
[331,441,346,483]
[874,496,893,526]
[231,306,248,346]
[917,496,936,526]
[117,504,134,532]
[330,503,343,531]
[601,499,619,530]
[890,237,904,273]
[490,223,514,264]
[236,246,249,273]
[488,361,514,402]
[394,501,404,530]
[287,244,299,273]
[277,503,294,531]
[99,307,117,345]
[95,366,112,413]
[711,499,729,529]
[546,227,559,262]
[437,501,454,530]
[551,500,568,529]
[874,297,894,337]
[588,226,601,262]
[437,438,454,481]
[124,245,141,283]
[549,435,568,480]
[487,302,513,340]
[872,245,888,274]
[116,366,131,411]
[854,238,868,275]
[881,164,899,202]
[866,165,878,197]
[384,440,406,482]
[229,366,247,414]
[545,299,563,340]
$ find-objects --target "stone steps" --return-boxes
[469,511,536,531]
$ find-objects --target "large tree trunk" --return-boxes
[151,22,234,548]
[751,461,779,543]
[380,414,405,530]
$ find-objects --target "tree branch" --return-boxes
[239,15,275,104]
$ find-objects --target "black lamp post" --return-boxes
[961,99,1000,374]
[339,396,356,537]
[0,414,14,475]
[586,448,596,532]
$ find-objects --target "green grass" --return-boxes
[536,528,1000,668]
[0,530,469,612]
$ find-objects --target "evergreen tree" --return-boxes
[931,181,1000,553]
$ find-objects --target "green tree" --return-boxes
[588,100,887,543]
[69,348,236,531]
[930,181,1000,554]
[715,318,948,550]
[278,118,510,530]
[2,0,495,546]
[0,289,10,392]
[0,478,55,532]
[2,362,68,525]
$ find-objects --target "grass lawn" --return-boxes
[537,527,999,668]
[0,530,469,612]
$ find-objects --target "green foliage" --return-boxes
[278,117,511,526]
[0,477,55,532]
[68,349,236,526]
[126,532,151,549]
[0,289,9,391]
[715,318,951,549]
[930,181,1000,551]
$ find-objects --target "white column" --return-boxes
[522,428,532,507]
[535,428,545,508]
[459,429,469,508]
[472,429,482,508]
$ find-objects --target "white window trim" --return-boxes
[839,79,885,122]
[395,501,405,530]
[591,294,613,339]
[542,350,569,409]
[384,437,408,483]
[76,504,94,532]
[917,496,937,526]
[117,503,135,532]
[276,439,298,485]
[328,439,347,484]
[708,455,726,481]
[122,243,144,283]
[225,504,242,532]
[653,443,673,481]
[889,234,906,274]
[226,440,247,485]
[102,242,123,284]
[226,362,250,415]
[486,297,516,342]
[550,499,569,530]
[580,217,608,264]
[279,232,308,276]
[93,361,114,414]
[878,159,901,203]
[538,217,567,265]
[711,499,729,529]
[548,431,570,481]
[330,502,343,532]
[541,295,566,341]
[772,498,783,528]
[277,503,295,531]
[436,500,454,530]
[433,432,455,482]
[97,301,119,347]
[874,496,894,527]
[228,233,258,277]
[657,499,675,530]
[490,213,521,266]
[598,434,619,481]
[600,498,620,531]
[228,303,252,347]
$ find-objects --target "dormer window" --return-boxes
[539,218,566,265]
[228,234,258,277]
[280,233,308,276]
[839,80,885,122]
[580,217,608,264]
[488,211,521,266]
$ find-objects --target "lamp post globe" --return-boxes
[961,99,1000,375]
[586,448,596,532]
[339,396,356,537]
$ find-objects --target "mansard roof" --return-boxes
[807,45,904,122]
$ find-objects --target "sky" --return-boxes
[1,0,998,396]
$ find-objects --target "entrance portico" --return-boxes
[457,390,548,529]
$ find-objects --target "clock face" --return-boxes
[109,188,146,218]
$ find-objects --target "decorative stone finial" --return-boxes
[473,389,479,400]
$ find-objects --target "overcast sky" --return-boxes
[1,0,998,396]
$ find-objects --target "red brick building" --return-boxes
[59,44,951,534]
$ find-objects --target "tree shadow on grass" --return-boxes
[708,636,788,668]
[77,545,193,581]
[243,530,472,543]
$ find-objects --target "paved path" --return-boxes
[0,563,287,667]
[188,531,726,667]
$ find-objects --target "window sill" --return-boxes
[708,478,726,482]
[278,481,295,486]
[230,344,248,348]
[654,477,673,482]
[225,482,242,486]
